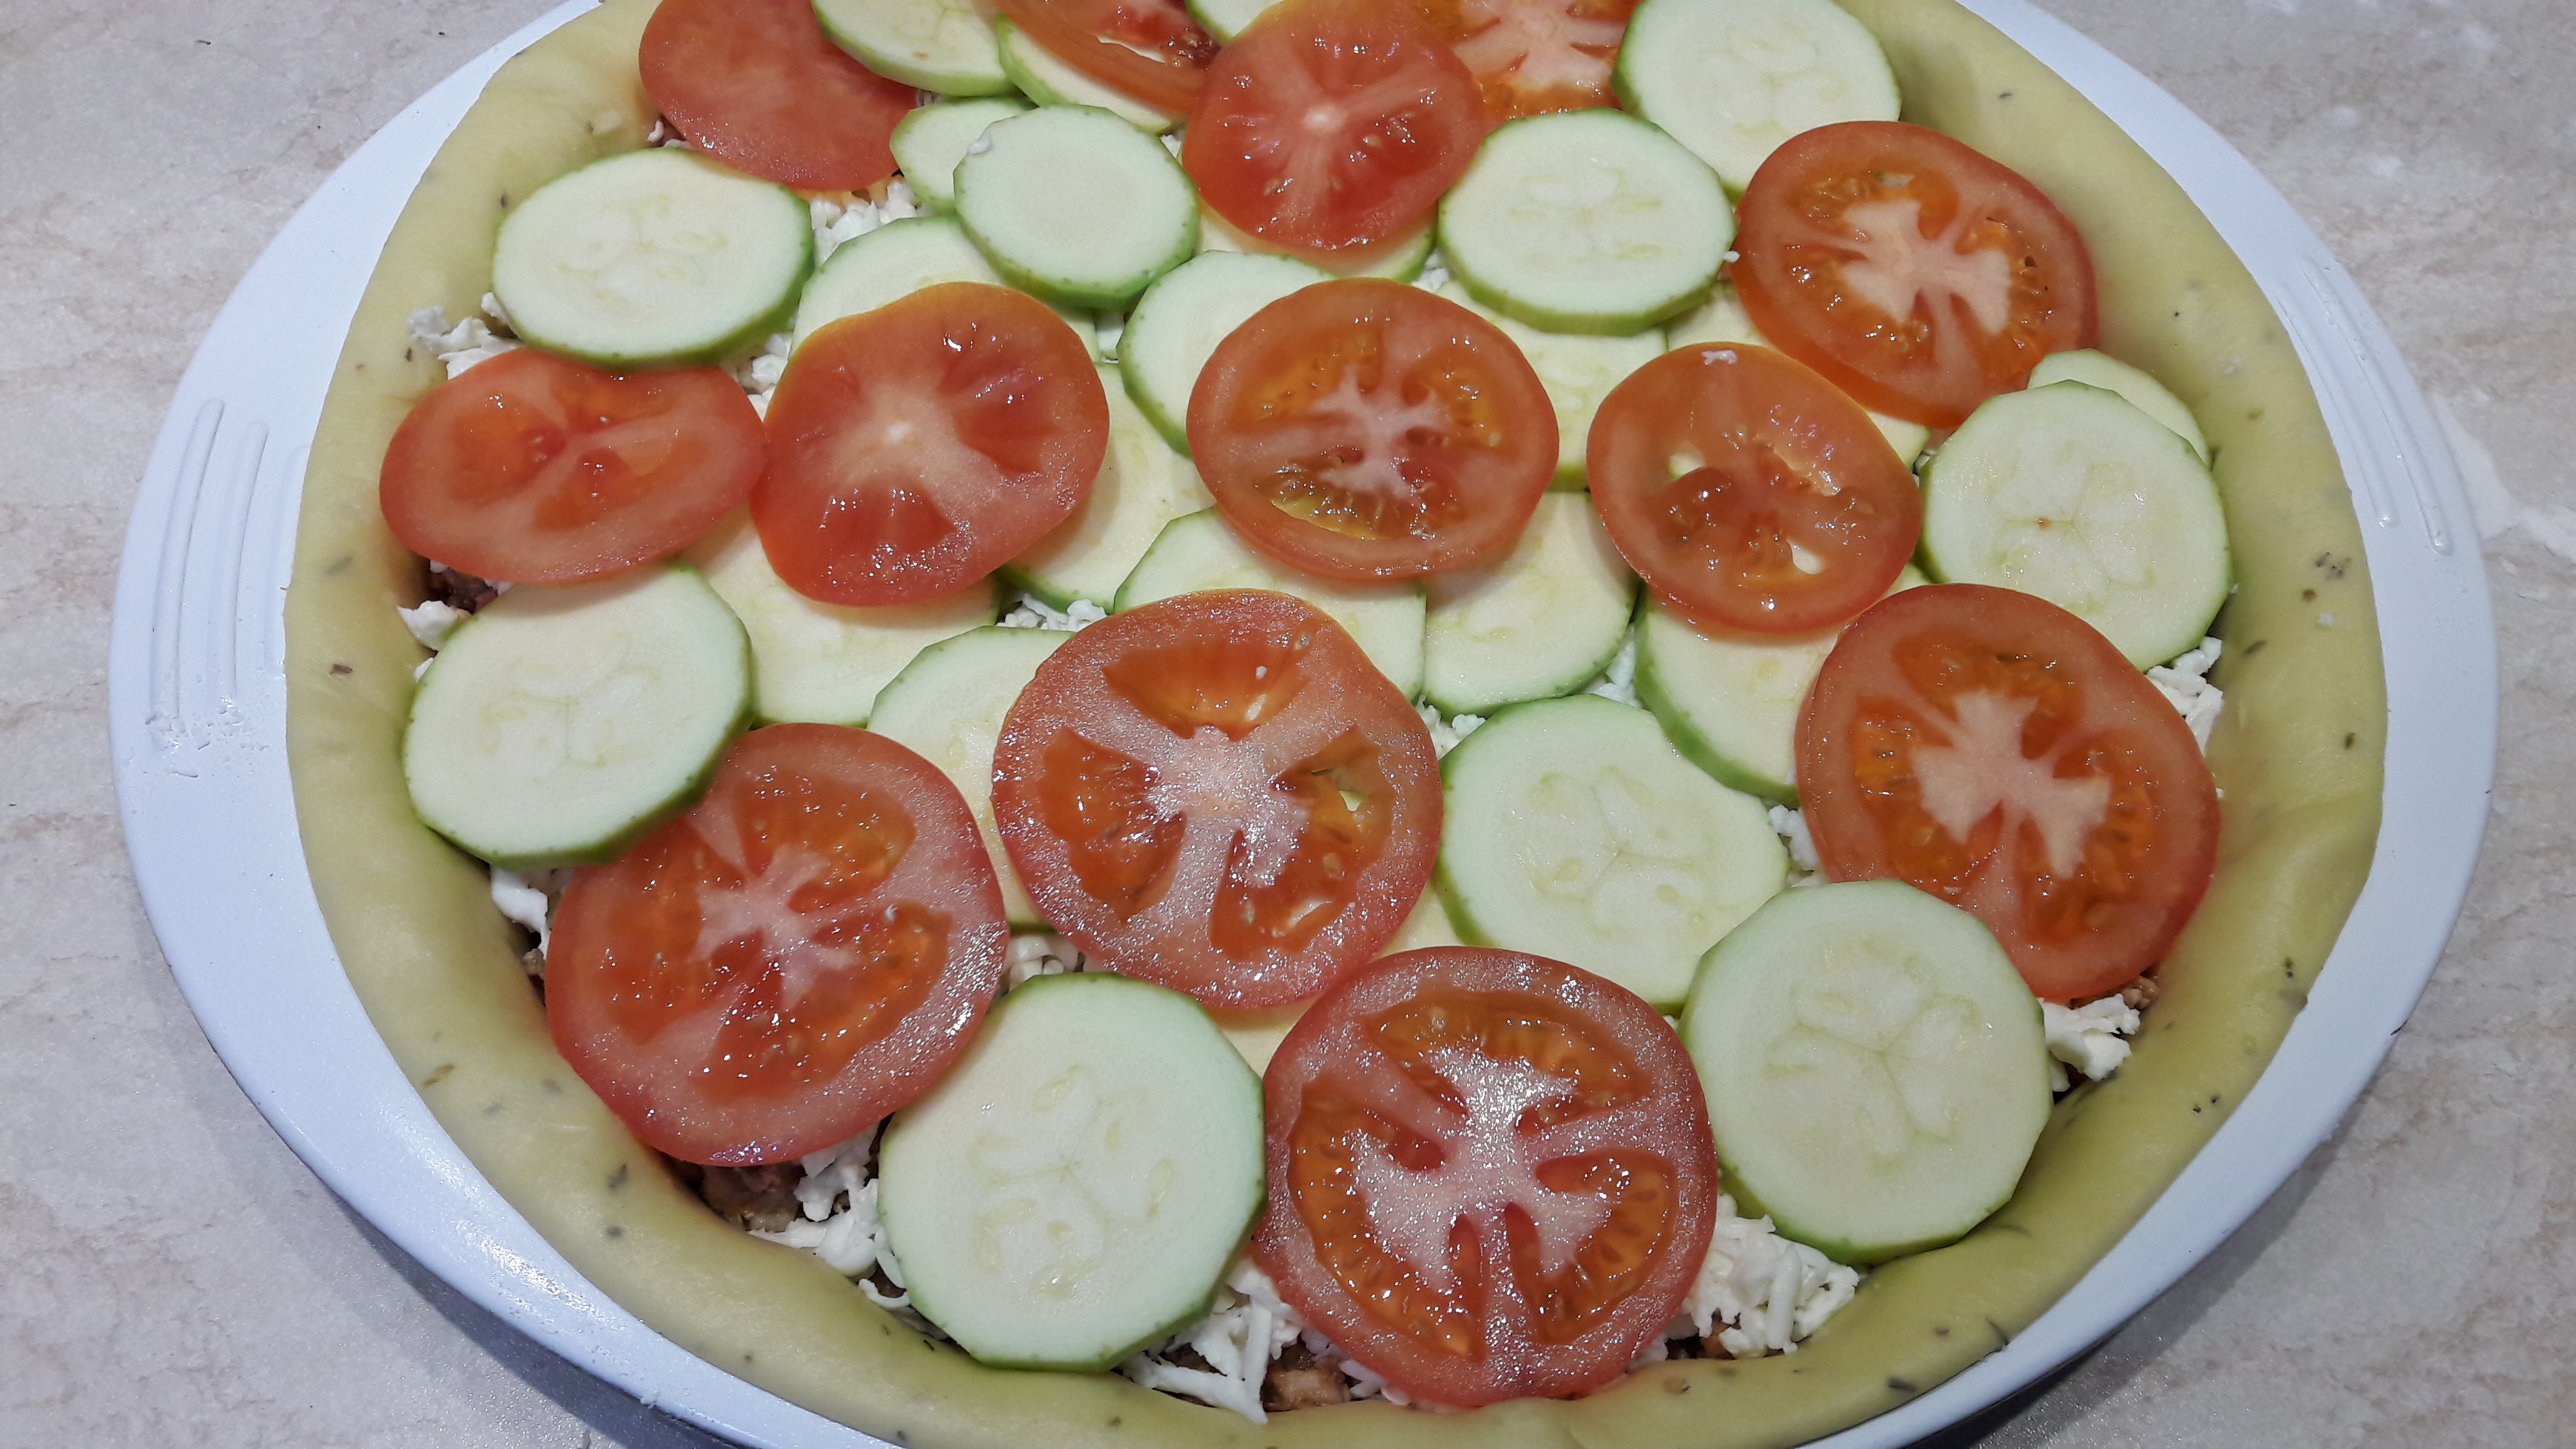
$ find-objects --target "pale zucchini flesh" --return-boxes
[1919,381,2233,668]
[890,98,1033,213]
[1422,494,1639,715]
[1118,251,1328,455]
[402,564,749,870]
[1436,693,1786,1008]
[880,973,1264,1370]
[1437,109,1733,335]
[954,106,1199,311]
[790,214,1101,359]
[1187,0,1280,42]
[993,19,1181,133]
[1681,881,2052,1263]
[1196,207,1436,283]
[814,0,1013,94]
[2029,348,2212,462]
[491,148,811,368]
[1614,0,1902,194]
[1631,567,1924,805]
[684,510,998,726]
[1665,282,1931,463]
[1113,509,1427,698]
[1004,363,1214,609]
[1437,281,1666,486]
[866,626,1071,928]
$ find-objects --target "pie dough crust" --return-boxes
[285,2,2386,1443]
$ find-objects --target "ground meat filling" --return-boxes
[682,1159,805,1234]
[425,563,504,612]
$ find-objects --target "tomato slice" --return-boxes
[1183,0,1488,258]
[378,348,763,584]
[990,590,1441,1008]
[1256,947,1716,1406]
[1731,121,2098,429]
[1588,342,1920,633]
[1186,279,1556,580]
[548,724,1009,1165]
[1415,0,1636,119]
[1796,584,2220,1002]
[640,0,915,193]
[753,283,1107,607]
[989,0,1217,115]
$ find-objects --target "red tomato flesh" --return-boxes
[1796,584,2220,1002]
[1588,342,1920,633]
[548,724,1009,1166]
[641,0,915,193]
[378,347,763,584]
[991,591,1442,1008]
[990,0,1217,117]
[1732,121,2097,429]
[1256,947,1717,1406]
[753,283,1107,607]
[1184,0,1488,258]
[1188,279,1556,581]
[1416,0,1637,120]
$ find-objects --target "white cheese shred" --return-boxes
[1674,1196,1863,1359]
[2044,995,2145,1091]
[998,594,1108,632]
[2149,635,2226,749]
[1002,932,1086,989]
[1120,1259,1307,1424]
[1768,804,1822,885]
[1579,633,1639,707]
[1415,702,1485,758]
[407,304,518,378]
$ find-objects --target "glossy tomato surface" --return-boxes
[1732,121,2097,429]
[1796,584,2220,1002]
[379,347,763,584]
[1417,0,1637,119]
[1188,279,1556,580]
[1184,0,1488,257]
[1588,342,1920,633]
[1256,947,1717,1406]
[991,0,1217,116]
[991,591,1441,1008]
[640,0,914,192]
[548,724,1009,1165]
[753,283,1107,607]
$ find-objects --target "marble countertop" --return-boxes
[4,1,2566,1444]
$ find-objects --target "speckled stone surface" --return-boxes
[2,2,2566,1446]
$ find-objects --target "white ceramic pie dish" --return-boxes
[107,2,2497,1444]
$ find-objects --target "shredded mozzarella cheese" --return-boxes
[1679,1195,1862,1358]
[1002,932,1086,989]
[396,600,469,651]
[407,305,517,378]
[1768,804,1822,885]
[998,594,1108,632]
[2149,635,2226,748]
[2044,994,2145,1091]
[1120,1260,1307,1423]
[1415,702,1486,758]
[1580,633,1639,707]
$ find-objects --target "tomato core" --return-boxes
[754,283,1106,607]
[1732,121,2097,428]
[1258,949,1715,1405]
[1589,343,1920,632]
[1797,585,2219,1001]
[992,591,1441,1008]
[379,348,764,584]
[1189,280,1556,580]
[549,725,1008,1164]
